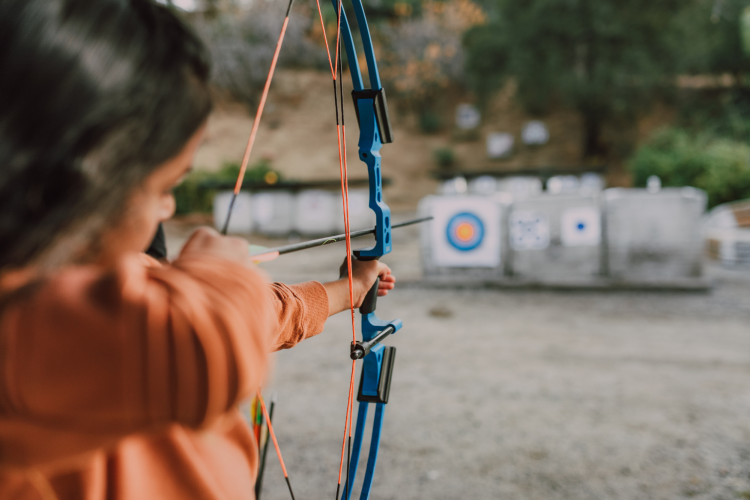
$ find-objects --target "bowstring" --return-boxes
[334,4,359,498]
[222,1,299,497]
[337,28,356,500]
[312,0,359,497]
[257,391,296,500]
[222,0,295,235]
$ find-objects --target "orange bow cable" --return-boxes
[221,1,298,497]
[314,0,335,78]
[255,392,276,500]
[221,0,295,235]
[337,26,358,500]
[258,391,296,500]
[311,1,359,498]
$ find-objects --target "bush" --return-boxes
[192,3,326,106]
[433,147,456,169]
[419,109,443,134]
[378,0,486,131]
[629,127,750,207]
[699,139,750,207]
[173,170,215,215]
[173,160,282,215]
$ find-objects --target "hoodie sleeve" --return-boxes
[267,281,329,351]
[0,254,275,437]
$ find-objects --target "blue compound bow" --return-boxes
[222,0,410,497]
[329,2,404,499]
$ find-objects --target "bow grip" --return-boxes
[360,277,379,314]
[354,252,380,314]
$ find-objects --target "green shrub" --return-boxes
[419,109,443,134]
[629,127,750,207]
[173,160,282,215]
[433,147,456,170]
[173,171,215,215]
[699,139,750,206]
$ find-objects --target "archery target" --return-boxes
[446,213,484,251]
[510,211,549,250]
[427,197,501,267]
[561,206,601,247]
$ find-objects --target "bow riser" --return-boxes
[328,1,403,498]
[355,99,391,258]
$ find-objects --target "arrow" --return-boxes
[249,216,432,258]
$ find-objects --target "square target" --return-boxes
[426,196,501,267]
[561,206,601,247]
[510,211,550,250]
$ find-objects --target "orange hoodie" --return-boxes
[0,253,329,500]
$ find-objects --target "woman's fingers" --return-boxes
[376,271,396,296]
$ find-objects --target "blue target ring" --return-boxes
[446,212,484,251]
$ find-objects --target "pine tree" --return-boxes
[464,0,687,159]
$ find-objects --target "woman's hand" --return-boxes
[340,258,396,300]
[324,257,396,317]
[179,227,253,267]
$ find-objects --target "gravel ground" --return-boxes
[166,219,750,500]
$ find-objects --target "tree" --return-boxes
[464,0,687,159]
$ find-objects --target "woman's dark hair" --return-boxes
[0,0,212,268]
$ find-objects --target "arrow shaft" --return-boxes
[250,216,432,257]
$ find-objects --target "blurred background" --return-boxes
[158,0,750,498]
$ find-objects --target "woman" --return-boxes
[0,1,395,498]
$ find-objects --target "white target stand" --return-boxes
[418,195,504,279]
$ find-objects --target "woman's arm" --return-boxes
[265,259,396,351]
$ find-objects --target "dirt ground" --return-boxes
[165,218,750,500]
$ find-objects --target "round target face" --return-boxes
[446,212,485,251]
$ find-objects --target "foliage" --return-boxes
[380,0,485,97]
[433,147,456,169]
[463,0,688,158]
[742,6,750,55]
[361,0,425,20]
[678,87,750,142]
[419,109,443,133]
[676,0,750,76]
[173,170,216,215]
[173,160,282,215]
[192,2,327,106]
[379,0,486,130]
[629,127,750,207]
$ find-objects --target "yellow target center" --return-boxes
[456,222,475,241]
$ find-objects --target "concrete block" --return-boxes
[603,187,707,280]
[509,194,602,282]
[335,189,375,233]
[214,191,253,234]
[251,191,295,237]
[294,190,337,235]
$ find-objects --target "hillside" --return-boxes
[194,69,672,210]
